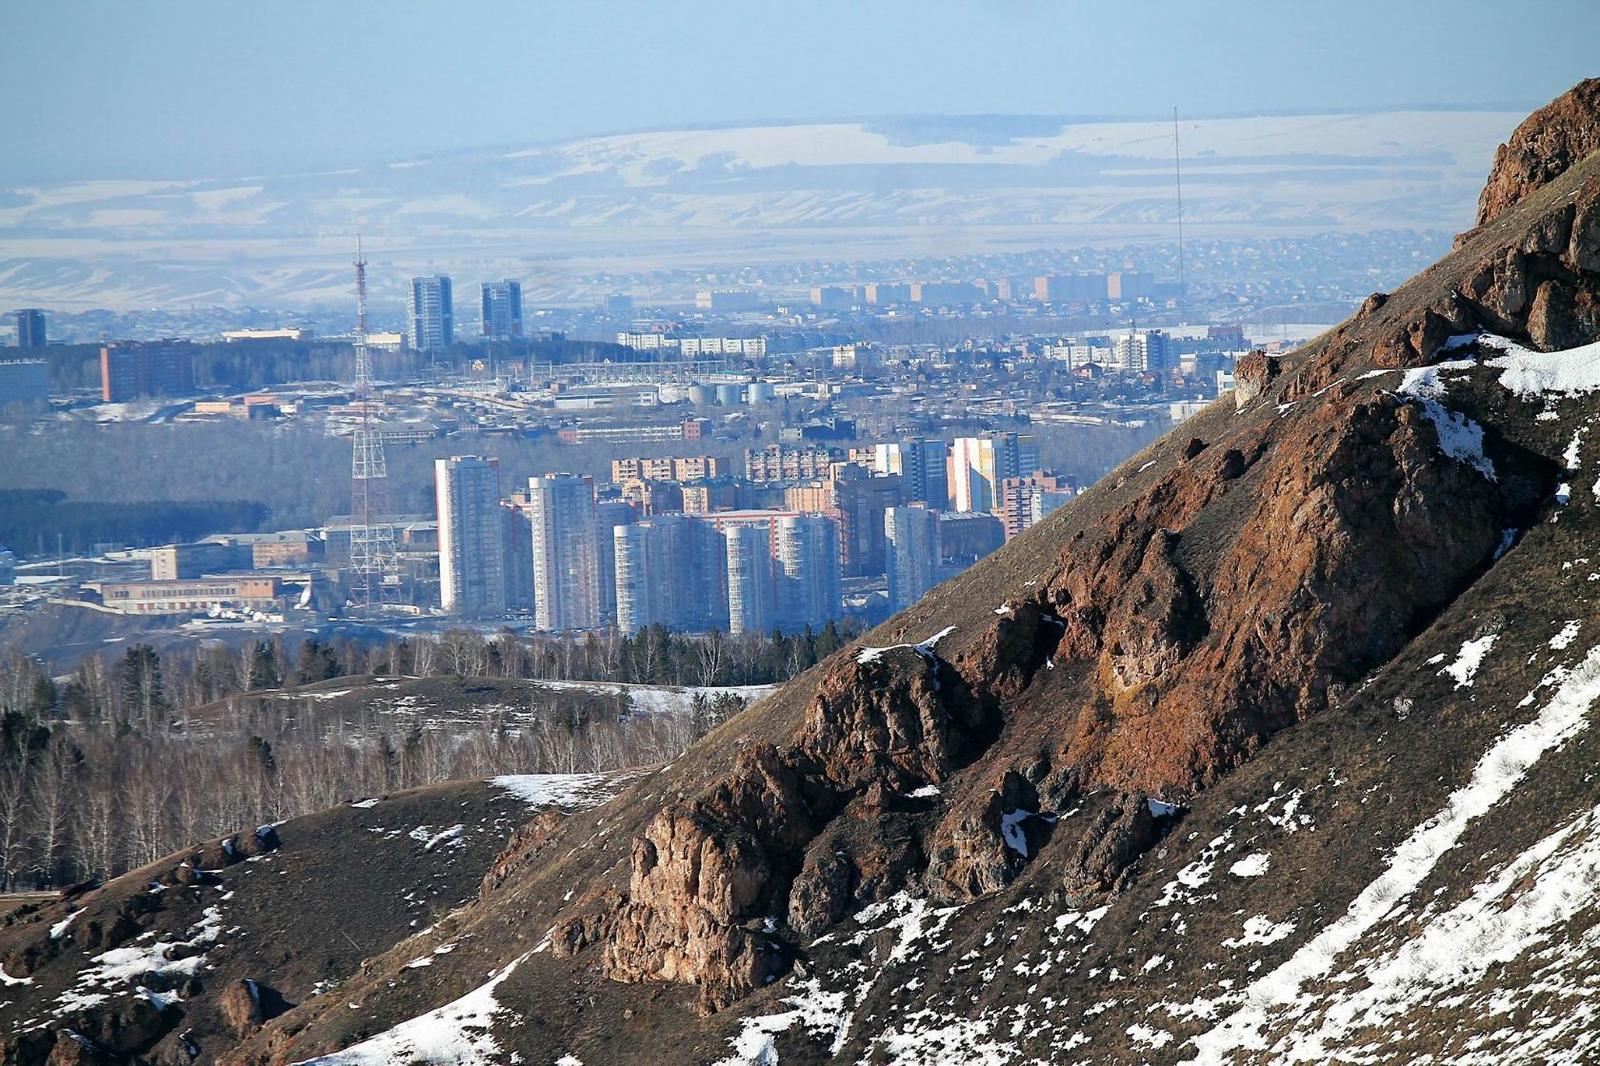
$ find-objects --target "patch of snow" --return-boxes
[1186,642,1600,1063]
[1552,621,1581,651]
[908,785,941,799]
[856,625,956,666]
[1564,428,1586,469]
[0,965,31,986]
[490,771,633,810]
[1148,798,1183,818]
[1129,1022,1175,1049]
[295,953,528,1066]
[1223,915,1297,949]
[348,798,381,808]
[1229,852,1271,878]
[1471,333,1600,399]
[999,809,1033,858]
[409,824,464,852]
[50,909,84,940]
[1443,633,1498,688]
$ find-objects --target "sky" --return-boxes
[3,0,1597,182]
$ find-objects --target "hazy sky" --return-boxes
[5,0,1597,181]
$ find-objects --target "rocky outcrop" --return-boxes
[602,744,812,1010]
[1477,78,1600,225]
[1061,793,1160,901]
[601,645,1004,1009]
[925,771,1041,901]
[1232,349,1280,407]
[478,809,562,897]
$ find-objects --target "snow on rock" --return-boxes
[999,810,1033,858]
[1128,1022,1175,1050]
[1443,633,1499,688]
[0,965,32,986]
[49,906,225,1017]
[408,824,465,852]
[1186,642,1600,1064]
[348,798,381,809]
[1470,333,1600,399]
[1553,621,1581,651]
[856,626,957,666]
[490,771,636,810]
[1147,798,1183,818]
[295,953,528,1066]
[1228,853,1271,878]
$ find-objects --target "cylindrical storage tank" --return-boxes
[716,384,742,405]
[746,381,774,405]
[688,384,713,405]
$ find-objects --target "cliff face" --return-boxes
[12,82,1600,1066]
[1477,77,1600,225]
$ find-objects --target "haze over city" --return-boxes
[4,6,1600,1066]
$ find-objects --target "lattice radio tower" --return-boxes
[348,237,398,612]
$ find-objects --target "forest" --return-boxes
[0,622,850,891]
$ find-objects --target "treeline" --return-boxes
[0,622,852,888]
[0,491,269,557]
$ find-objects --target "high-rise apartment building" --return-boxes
[593,500,636,626]
[100,341,196,402]
[1111,329,1171,373]
[1106,271,1154,302]
[408,275,454,353]
[612,523,654,635]
[744,444,838,482]
[1033,274,1108,303]
[873,440,949,510]
[614,516,727,634]
[527,473,600,631]
[724,524,774,636]
[611,456,722,483]
[787,468,903,578]
[501,496,536,612]
[998,472,1075,541]
[14,309,46,349]
[885,505,941,612]
[434,456,506,616]
[480,280,523,340]
[951,432,1041,513]
[776,515,841,631]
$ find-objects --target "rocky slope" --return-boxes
[0,775,632,1066]
[8,80,1600,1065]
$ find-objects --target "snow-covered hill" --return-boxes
[0,109,1519,309]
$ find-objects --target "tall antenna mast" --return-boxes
[348,235,397,613]
[1173,107,1186,310]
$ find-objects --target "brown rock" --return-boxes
[925,771,1039,901]
[218,979,267,1037]
[1477,79,1600,225]
[1062,793,1159,900]
[1233,350,1280,407]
